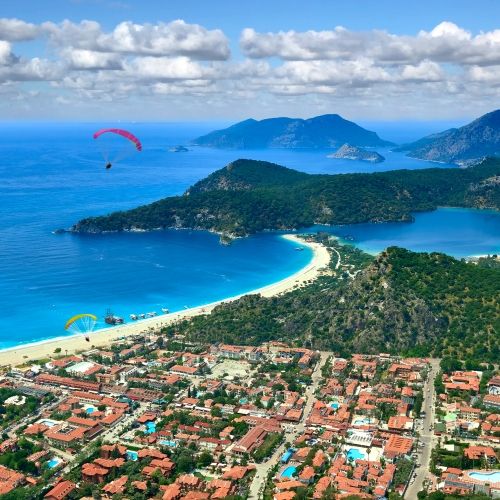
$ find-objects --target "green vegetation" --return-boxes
[0,389,39,428]
[253,432,283,462]
[0,438,40,475]
[72,158,500,236]
[163,234,499,361]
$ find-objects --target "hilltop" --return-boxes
[71,157,500,237]
[166,237,500,362]
[192,114,393,149]
[398,109,500,165]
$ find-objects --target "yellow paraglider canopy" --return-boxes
[65,313,98,331]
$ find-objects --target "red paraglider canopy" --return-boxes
[93,128,142,151]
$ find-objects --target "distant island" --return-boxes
[169,145,189,152]
[70,157,500,238]
[192,114,393,149]
[328,143,385,163]
[397,109,500,165]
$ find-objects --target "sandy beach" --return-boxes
[0,235,330,367]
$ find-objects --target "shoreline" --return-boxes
[0,234,330,367]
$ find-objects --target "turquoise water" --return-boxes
[86,407,95,414]
[312,207,500,258]
[47,458,61,468]
[469,471,500,483]
[126,450,138,461]
[353,417,373,426]
[145,421,156,434]
[0,122,498,349]
[346,448,366,462]
[330,402,340,410]
[159,439,177,448]
[281,466,297,478]
[145,422,156,434]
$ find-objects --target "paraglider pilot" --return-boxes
[105,162,112,169]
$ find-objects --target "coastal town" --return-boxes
[0,333,498,499]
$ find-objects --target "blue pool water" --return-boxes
[126,450,138,461]
[145,421,156,434]
[353,417,373,426]
[0,122,498,348]
[239,398,248,404]
[281,466,297,479]
[47,458,61,468]
[330,402,340,410]
[346,448,366,462]
[86,407,95,414]
[158,439,177,448]
[469,471,500,483]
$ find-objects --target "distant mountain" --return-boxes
[328,144,385,163]
[71,157,500,238]
[192,114,393,149]
[397,109,500,164]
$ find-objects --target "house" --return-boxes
[483,394,500,410]
[0,466,25,495]
[232,425,270,455]
[383,435,413,460]
[102,475,128,495]
[464,445,497,465]
[44,480,76,500]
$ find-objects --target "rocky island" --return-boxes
[169,145,189,152]
[328,143,385,163]
[192,114,393,149]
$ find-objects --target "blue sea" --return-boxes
[0,122,499,348]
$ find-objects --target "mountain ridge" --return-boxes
[192,114,394,149]
[398,109,500,164]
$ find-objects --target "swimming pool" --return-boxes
[469,471,500,483]
[86,406,95,414]
[330,402,340,410]
[346,448,366,462]
[126,450,138,461]
[158,439,177,447]
[47,457,62,469]
[145,421,156,434]
[281,466,297,479]
[239,397,248,404]
[353,417,373,425]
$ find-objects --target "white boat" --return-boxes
[161,308,169,314]
[130,314,138,321]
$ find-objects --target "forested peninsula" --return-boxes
[71,157,500,237]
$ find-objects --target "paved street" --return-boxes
[405,358,440,499]
[248,351,330,500]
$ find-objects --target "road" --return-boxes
[247,351,330,500]
[405,358,440,499]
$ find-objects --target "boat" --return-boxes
[145,312,157,318]
[139,314,146,319]
[161,308,169,314]
[104,309,124,325]
[295,247,304,251]
[130,314,138,321]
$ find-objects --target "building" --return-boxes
[44,480,76,500]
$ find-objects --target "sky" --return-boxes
[1,0,499,121]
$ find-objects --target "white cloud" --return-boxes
[241,22,500,66]
[62,49,123,70]
[43,19,230,60]
[0,18,39,41]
